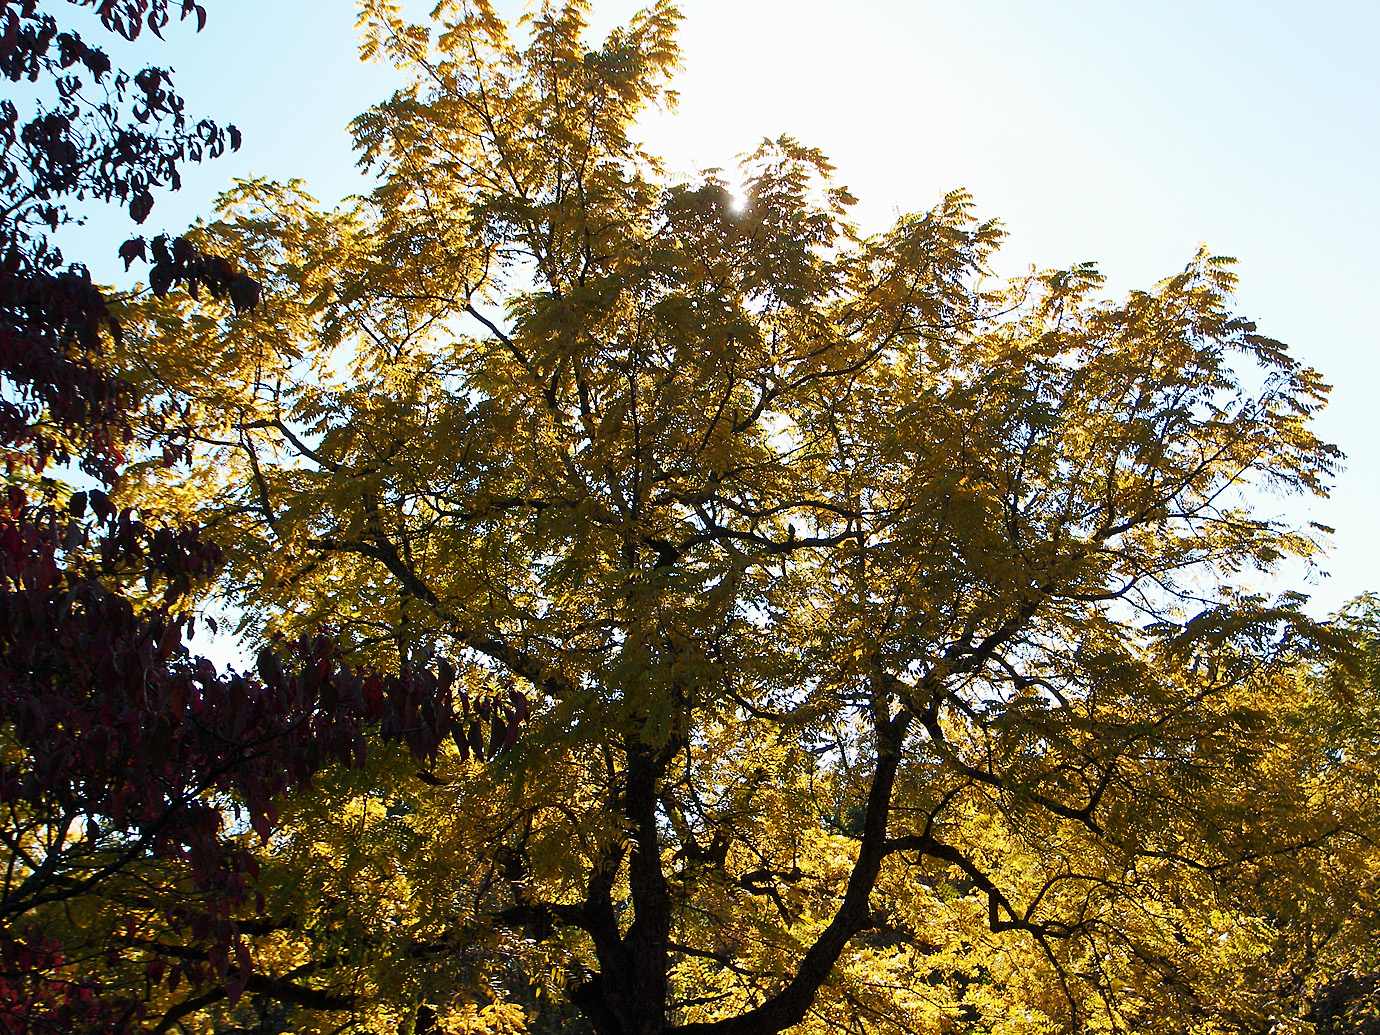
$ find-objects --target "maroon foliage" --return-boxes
[0,484,527,1031]
[0,5,493,1030]
[0,1,260,490]
[1,0,236,248]
[117,233,260,311]
[0,255,132,485]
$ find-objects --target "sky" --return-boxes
[50,0,1380,619]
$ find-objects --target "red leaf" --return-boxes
[148,262,174,297]
[88,488,114,522]
[118,236,146,270]
[501,715,522,753]
[228,273,261,312]
[129,191,154,224]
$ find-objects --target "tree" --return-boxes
[114,1,1376,1033]
[0,0,263,481]
[0,3,261,1030]
[0,5,522,1032]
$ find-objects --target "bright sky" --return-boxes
[60,0,1380,617]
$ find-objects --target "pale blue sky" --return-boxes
[53,0,1380,617]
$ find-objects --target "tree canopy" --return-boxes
[6,1,1380,1033]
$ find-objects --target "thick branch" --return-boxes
[672,711,911,1035]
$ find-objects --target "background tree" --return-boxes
[0,4,525,1032]
[0,0,259,486]
[0,3,256,1030]
[115,1,1377,1033]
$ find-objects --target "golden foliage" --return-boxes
[107,3,1377,1034]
